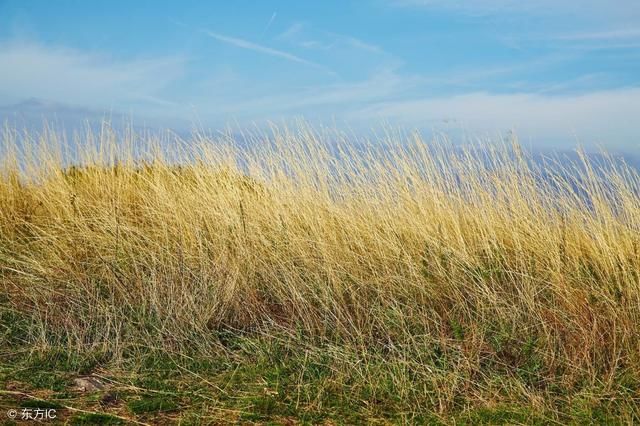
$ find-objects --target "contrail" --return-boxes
[262,12,277,37]
[203,29,336,76]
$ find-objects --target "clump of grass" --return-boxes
[69,412,123,425]
[1,124,639,422]
[127,396,179,414]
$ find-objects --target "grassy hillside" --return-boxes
[1,125,639,424]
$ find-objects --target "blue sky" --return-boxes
[0,0,639,149]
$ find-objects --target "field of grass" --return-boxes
[1,124,639,424]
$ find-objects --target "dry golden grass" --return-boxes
[1,124,639,422]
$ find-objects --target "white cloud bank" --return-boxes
[353,88,640,148]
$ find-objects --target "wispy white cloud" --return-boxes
[345,37,384,54]
[276,23,334,50]
[326,32,385,54]
[298,40,334,50]
[194,67,411,118]
[0,41,184,110]
[202,29,335,75]
[276,23,304,41]
[275,22,385,55]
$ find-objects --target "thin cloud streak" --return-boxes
[261,12,277,37]
[203,30,335,75]
[277,24,385,55]
[276,23,304,40]
[326,32,385,54]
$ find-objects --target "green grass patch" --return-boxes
[69,413,124,425]
[127,395,179,414]
[1,316,638,424]
[459,406,547,425]
[20,398,64,409]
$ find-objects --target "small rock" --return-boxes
[100,391,119,406]
[73,376,106,392]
